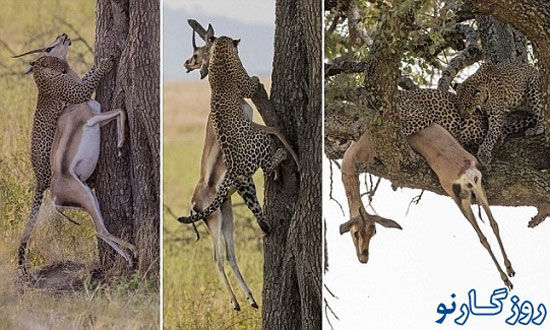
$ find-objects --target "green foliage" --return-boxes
[325,0,463,89]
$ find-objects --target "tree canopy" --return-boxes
[325,0,550,225]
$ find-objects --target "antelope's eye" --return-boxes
[192,54,197,59]
[353,231,359,239]
[45,46,53,52]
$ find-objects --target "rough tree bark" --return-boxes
[93,0,160,278]
[325,1,550,226]
[258,0,322,328]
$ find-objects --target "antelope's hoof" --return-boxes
[507,267,516,278]
[273,168,280,181]
[251,301,259,309]
[504,279,513,291]
[177,216,191,223]
[233,303,241,312]
[259,222,271,236]
[525,126,544,137]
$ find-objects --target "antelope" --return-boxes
[14,35,135,273]
[50,100,136,264]
[182,20,301,311]
[340,125,515,289]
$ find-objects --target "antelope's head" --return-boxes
[13,33,72,74]
[184,23,214,79]
[339,207,402,264]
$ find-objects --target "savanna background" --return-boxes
[0,1,158,328]
[162,1,275,328]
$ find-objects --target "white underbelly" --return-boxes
[72,125,101,181]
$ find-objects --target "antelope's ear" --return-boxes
[199,66,208,80]
[339,218,357,235]
[372,215,402,229]
[206,24,214,38]
[233,39,241,47]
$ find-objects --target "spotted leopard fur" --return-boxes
[455,61,544,166]
[18,55,112,273]
[178,36,287,234]
[398,88,536,152]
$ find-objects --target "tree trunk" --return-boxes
[260,0,322,328]
[93,0,160,278]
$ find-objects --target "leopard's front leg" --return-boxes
[477,110,505,168]
[241,75,260,99]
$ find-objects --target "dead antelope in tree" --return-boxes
[15,34,135,274]
[340,125,515,289]
[182,19,299,311]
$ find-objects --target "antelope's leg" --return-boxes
[205,207,240,311]
[476,187,515,277]
[220,200,258,308]
[87,109,126,149]
[234,177,270,235]
[86,185,137,256]
[179,173,235,223]
[456,197,513,290]
[18,187,46,275]
[55,178,136,263]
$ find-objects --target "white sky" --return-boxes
[164,0,275,26]
[323,156,550,329]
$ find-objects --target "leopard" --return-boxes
[18,54,113,273]
[455,61,544,167]
[177,36,287,235]
[397,88,537,152]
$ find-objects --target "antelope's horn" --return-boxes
[12,48,45,58]
[192,30,198,50]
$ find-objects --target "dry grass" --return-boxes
[162,78,270,329]
[0,1,158,328]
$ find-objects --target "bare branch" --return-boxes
[329,160,346,216]
[54,16,94,55]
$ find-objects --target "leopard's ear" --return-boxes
[233,39,240,47]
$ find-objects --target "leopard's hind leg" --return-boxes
[235,177,270,235]
[261,148,287,180]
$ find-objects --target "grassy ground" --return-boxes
[163,79,269,329]
[0,1,158,328]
